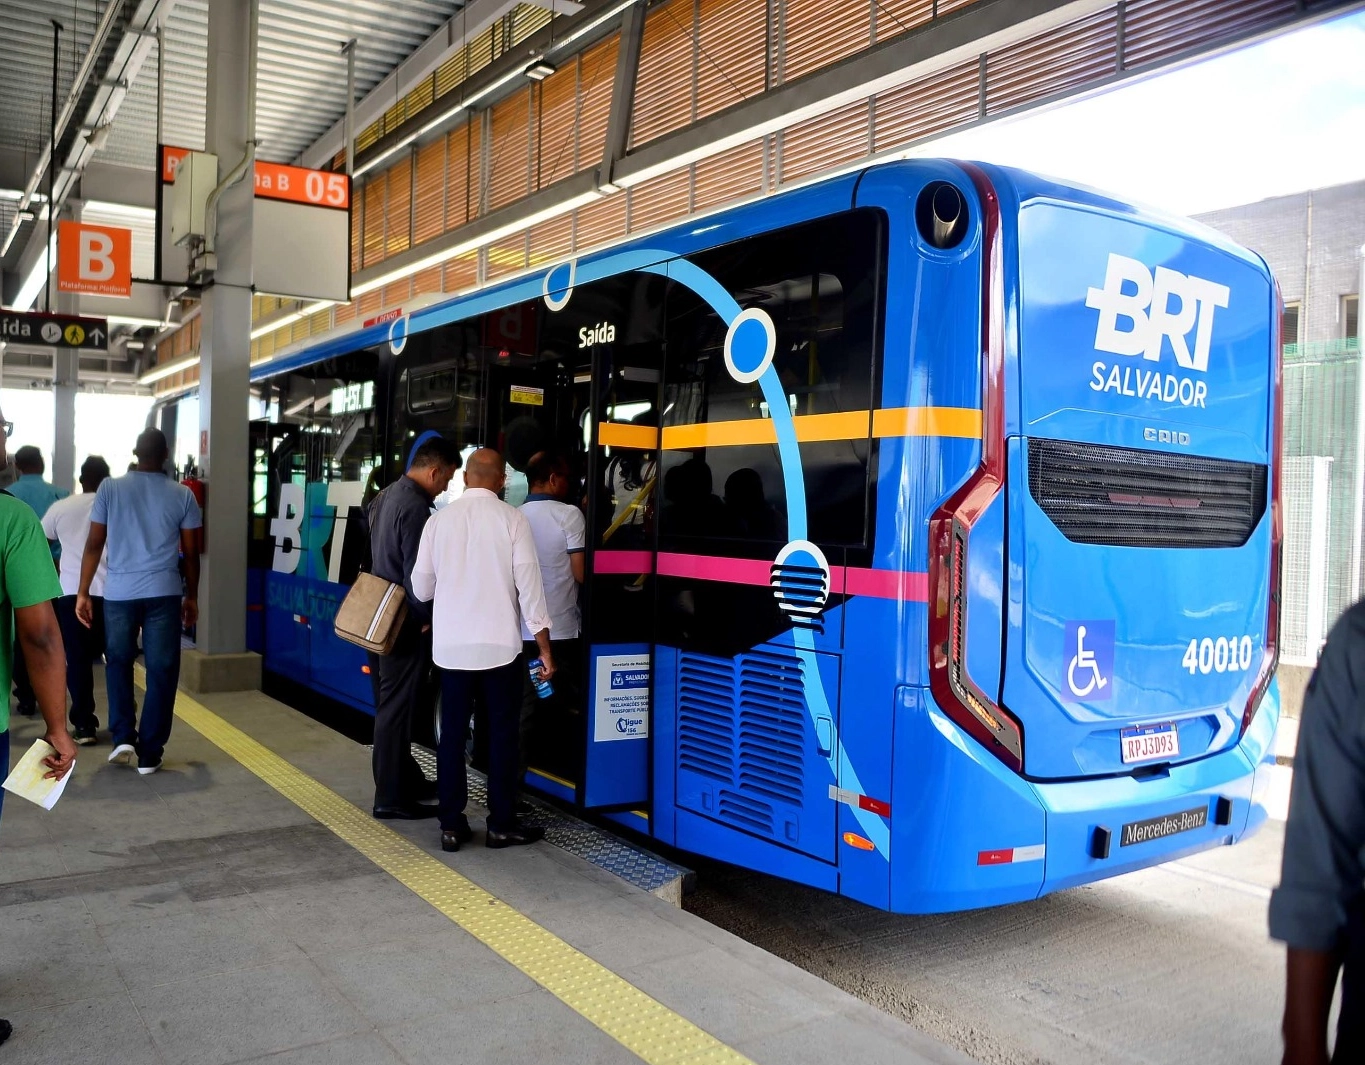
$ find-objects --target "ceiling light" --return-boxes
[524,59,556,81]
[138,352,200,386]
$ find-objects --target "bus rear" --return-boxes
[907,165,1281,910]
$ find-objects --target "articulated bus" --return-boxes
[214,159,1280,913]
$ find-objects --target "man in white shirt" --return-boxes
[519,452,585,781]
[411,448,555,852]
[41,456,110,745]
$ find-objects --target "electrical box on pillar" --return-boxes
[169,152,219,247]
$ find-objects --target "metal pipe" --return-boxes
[0,0,126,258]
[47,18,63,313]
[203,0,260,256]
[156,23,165,149]
[344,39,357,175]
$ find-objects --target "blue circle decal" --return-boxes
[724,308,776,384]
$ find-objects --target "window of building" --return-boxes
[1343,294,1359,341]
[1281,302,1300,348]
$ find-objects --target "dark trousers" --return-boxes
[1337,895,1365,1063]
[11,637,34,714]
[438,658,522,834]
[519,638,581,782]
[367,629,436,809]
[55,594,104,733]
[104,596,182,768]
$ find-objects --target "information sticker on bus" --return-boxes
[1120,722,1180,765]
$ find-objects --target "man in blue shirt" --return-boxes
[76,429,201,774]
[7,445,67,719]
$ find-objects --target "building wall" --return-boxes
[1195,180,1365,344]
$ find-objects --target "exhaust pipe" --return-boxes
[916,182,968,250]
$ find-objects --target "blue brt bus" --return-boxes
[232,159,1281,913]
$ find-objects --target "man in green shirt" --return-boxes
[0,406,77,1048]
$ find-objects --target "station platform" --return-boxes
[0,677,973,1065]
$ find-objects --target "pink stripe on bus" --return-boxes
[593,550,653,574]
[657,552,771,586]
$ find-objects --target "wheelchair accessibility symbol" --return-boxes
[1063,620,1114,701]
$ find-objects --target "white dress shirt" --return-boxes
[41,492,107,597]
[411,487,552,671]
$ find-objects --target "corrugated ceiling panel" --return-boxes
[693,138,764,212]
[528,213,574,269]
[536,64,580,189]
[780,99,870,183]
[446,123,473,230]
[383,278,413,307]
[629,167,692,232]
[575,192,628,254]
[1123,0,1298,68]
[444,254,478,293]
[577,35,619,173]
[631,0,696,147]
[488,88,534,213]
[363,179,386,266]
[987,8,1117,115]
[357,290,383,318]
[783,0,869,82]
[335,301,357,325]
[873,58,979,151]
[385,157,413,257]
[414,139,446,244]
[872,0,935,42]
[695,0,768,123]
[413,264,444,297]
[487,234,528,280]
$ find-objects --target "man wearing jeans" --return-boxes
[42,456,111,745]
[76,429,201,775]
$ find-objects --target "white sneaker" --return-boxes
[136,762,162,776]
[108,744,135,765]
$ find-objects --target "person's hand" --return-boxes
[75,592,94,629]
[42,729,78,780]
[537,652,556,683]
[421,624,431,633]
[182,597,199,628]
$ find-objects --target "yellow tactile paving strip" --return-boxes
[148,672,755,1065]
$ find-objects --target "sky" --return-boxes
[906,9,1365,216]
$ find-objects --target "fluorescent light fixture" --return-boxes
[554,0,638,53]
[524,59,556,81]
[82,200,156,222]
[106,314,169,329]
[354,133,418,178]
[138,352,200,386]
[13,233,58,311]
[250,311,302,340]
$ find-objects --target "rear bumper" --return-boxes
[890,683,1279,912]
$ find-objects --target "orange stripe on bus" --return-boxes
[599,408,982,451]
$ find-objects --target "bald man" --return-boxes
[411,448,554,851]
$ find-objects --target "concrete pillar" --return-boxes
[191,0,257,687]
[51,203,78,493]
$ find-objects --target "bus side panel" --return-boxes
[246,567,265,653]
[891,686,1045,914]
[652,644,681,847]
[583,642,651,807]
[262,570,312,685]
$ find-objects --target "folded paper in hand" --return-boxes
[2,739,74,810]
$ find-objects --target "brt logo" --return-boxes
[1085,253,1230,372]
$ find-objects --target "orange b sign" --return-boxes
[58,221,133,298]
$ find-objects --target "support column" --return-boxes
[51,201,79,494]
[190,0,259,690]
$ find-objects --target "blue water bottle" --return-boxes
[529,658,553,699]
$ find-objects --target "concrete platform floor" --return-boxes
[0,682,973,1065]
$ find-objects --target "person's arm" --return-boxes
[409,520,437,603]
[75,521,107,628]
[180,527,200,627]
[566,507,586,585]
[14,602,77,778]
[511,513,554,679]
[1269,606,1365,1065]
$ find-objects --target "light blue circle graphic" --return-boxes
[543,259,576,311]
[388,313,410,355]
[724,308,776,384]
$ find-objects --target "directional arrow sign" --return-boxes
[0,310,109,351]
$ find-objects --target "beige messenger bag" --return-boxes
[334,572,409,655]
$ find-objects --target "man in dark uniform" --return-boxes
[363,437,461,820]
[1270,602,1365,1064]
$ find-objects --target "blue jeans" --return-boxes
[104,596,182,768]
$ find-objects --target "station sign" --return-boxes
[160,146,349,208]
[57,221,133,298]
[0,310,108,350]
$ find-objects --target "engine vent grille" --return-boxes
[1028,438,1267,548]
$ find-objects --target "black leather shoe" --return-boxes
[372,805,437,821]
[441,824,475,852]
[485,824,545,849]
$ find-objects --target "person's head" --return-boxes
[134,428,170,470]
[79,455,112,494]
[724,467,764,509]
[464,448,506,494]
[525,450,572,500]
[405,436,462,499]
[14,445,43,476]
